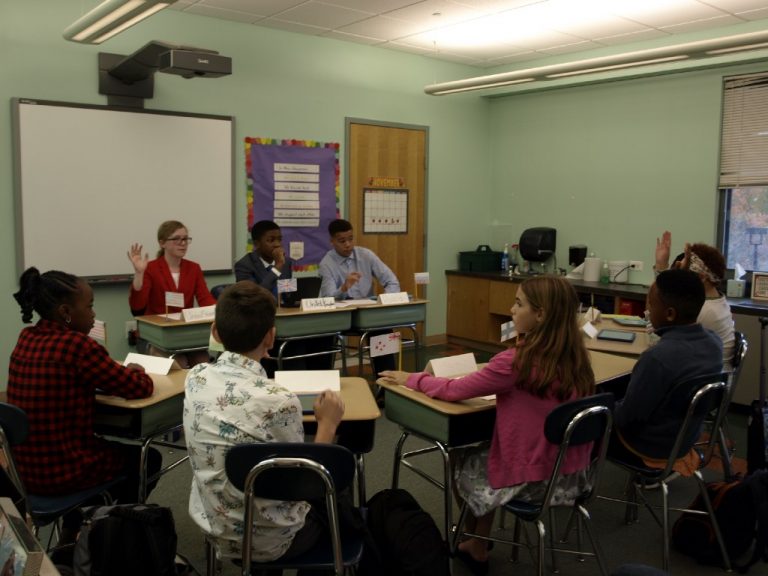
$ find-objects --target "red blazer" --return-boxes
[129,257,215,315]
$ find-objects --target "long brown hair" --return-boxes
[156,220,186,258]
[512,275,595,400]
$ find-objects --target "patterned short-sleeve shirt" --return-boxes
[183,351,306,561]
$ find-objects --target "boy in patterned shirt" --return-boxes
[183,281,344,562]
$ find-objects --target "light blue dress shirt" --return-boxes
[318,246,400,300]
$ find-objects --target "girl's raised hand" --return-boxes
[127,243,149,273]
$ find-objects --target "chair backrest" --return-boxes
[662,373,729,476]
[210,284,231,300]
[726,332,748,405]
[539,392,615,514]
[225,442,356,573]
[0,403,29,503]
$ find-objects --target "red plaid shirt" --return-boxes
[7,319,153,495]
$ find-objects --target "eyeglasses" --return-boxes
[166,236,192,244]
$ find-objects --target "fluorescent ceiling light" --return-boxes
[545,56,689,79]
[63,0,177,44]
[425,29,768,96]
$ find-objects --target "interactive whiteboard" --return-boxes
[12,99,234,281]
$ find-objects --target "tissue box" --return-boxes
[727,279,745,298]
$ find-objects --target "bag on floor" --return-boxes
[747,400,768,473]
[73,503,178,576]
[671,470,768,572]
[358,488,449,576]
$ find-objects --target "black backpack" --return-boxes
[672,470,768,573]
[73,504,178,576]
[359,488,449,576]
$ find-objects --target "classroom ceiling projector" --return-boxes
[99,40,232,106]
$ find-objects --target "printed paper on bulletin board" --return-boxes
[363,188,408,234]
[245,138,340,271]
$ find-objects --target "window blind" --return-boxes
[720,72,768,188]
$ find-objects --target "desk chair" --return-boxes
[205,442,364,576]
[451,393,615,576]
[602,374,731,572]
[0,403,122,550]
[716,331,747,480]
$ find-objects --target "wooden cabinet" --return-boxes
[446,271,647,349]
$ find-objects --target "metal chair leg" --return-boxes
[661,481,670,572]
[391,431,409,489]
[549,508,559,573]
[695,470,732,571]
[577,505,609,576]
[535,520,546,576]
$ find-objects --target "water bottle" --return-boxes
[600,260,610,284]
[501,243,509,273]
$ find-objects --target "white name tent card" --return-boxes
[278,278,298,294]
[370,332,401,357]
[123,352,181,375]
[426,353,478,378]
[378,292,409,305]
[582,321,599,339]
[165,291,184,308]
[414,272,430,285]
[339,299,377,307]
[581,307,601,323]
[161,312,183,321]
[181,305,216,323]
[301,297,336,311]
[274,370,341,395]
[500,320,516,342]
[89,319,106,343]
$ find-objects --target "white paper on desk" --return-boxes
[123,353,181,375]
[341,299,378,306]
[426,353,478,378]
[182,305,215,322]
[378,292,409,305]
[301,297,336,311]
[160,312,183,321]
[274,370,341,394]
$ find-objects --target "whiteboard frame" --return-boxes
[11,98,235,282]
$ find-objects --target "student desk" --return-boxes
[348,299,428,374]
[95,373,380,503]
[95,370,188,503]
[376,350,637,538]
[137,307,353,369]
[583,326,652,357]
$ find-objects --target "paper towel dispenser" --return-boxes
[519,227,556,263]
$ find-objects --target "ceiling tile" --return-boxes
[733,7,768,20]
[194,0,306,16]
[594,28,670,46]
[484,50,541,66]
[183,5,261,23]
[337,15,432,39]
[537,40,603,55]
[699,0,768,13]
[606,0,730,28]
[323,29,386,44]
[659,13,744,33]
[386,0,484,26]
[277,2,376,28]
[259,18,330,35]
[321,0,424,14]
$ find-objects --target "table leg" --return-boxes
[392,430,410,489]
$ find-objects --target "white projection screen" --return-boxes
[12,98,234,281]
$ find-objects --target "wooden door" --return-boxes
[346,121,427,297]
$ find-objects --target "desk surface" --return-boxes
[96,371,379,422]
[584,327,651,357]
[377,349,637,416]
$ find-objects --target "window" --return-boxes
[719,72,768,271]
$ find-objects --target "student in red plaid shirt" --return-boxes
[7,267,162,544]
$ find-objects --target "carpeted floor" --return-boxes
[145,343,752,575]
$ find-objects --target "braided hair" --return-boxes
[13,267,80,324]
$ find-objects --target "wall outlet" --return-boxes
[125,320,137,337]
[629,260,644,271]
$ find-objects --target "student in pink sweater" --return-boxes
[381,275,595,575]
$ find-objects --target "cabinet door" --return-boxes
[488,281,519,316]
[447,276,491,343]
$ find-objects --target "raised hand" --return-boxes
[655,231,672,271]
[127,243,149,274]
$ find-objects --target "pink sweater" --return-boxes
[405,348,592,489]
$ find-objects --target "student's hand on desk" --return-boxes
[314,390,344,442]
[127,243,149,274]
[125,363,146,373]
[314,390,344,425]
[379,370,410,386]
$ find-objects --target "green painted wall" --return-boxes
[488,61,768,284]
[0,0,492,379]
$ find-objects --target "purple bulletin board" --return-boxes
[245,138,340,271]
